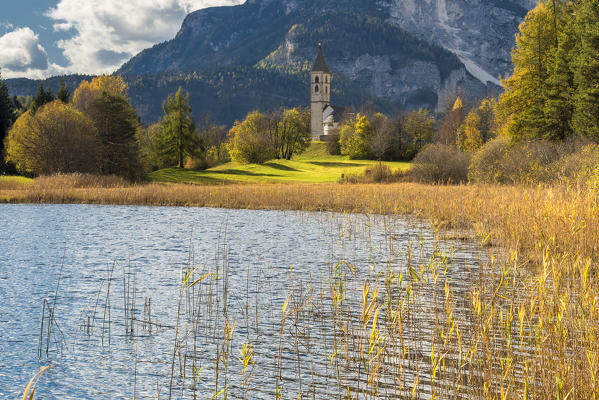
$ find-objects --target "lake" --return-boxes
[0,204,486,399]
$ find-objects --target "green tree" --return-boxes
[87,92,142,180]
[572,0,599,140]
[544,6,576,140]
[0,73,14,170]
[276,107,311,160]
[497,0,567,139]
[156,87,201,168]
[399,109,435,159]
[57,79,71,103]
[5,101,101,175]
[31,84,55,114]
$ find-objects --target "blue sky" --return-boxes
[0,0,242,79]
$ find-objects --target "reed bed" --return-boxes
[8,175,599,398]
[2,177,598,264]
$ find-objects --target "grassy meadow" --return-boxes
[149,143,410,184]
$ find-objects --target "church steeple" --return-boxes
[311,43,330,74]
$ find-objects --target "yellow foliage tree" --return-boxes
[72,75,128,115]
[496,0,566,139]
[459,112,483,151]
[5,101,101,175]
[227,111,275,164]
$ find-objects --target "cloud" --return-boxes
[0,27,65,79]
[46,0,243,76]
[0,22,14,31]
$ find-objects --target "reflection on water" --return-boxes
[0,204,485,399]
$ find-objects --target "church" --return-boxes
[310,45,347,141]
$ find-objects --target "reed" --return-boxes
[8,174,599,398]
[2,177,598,265]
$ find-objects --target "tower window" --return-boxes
[315,76,319,83]
[325,86,328,94]
[325,76,328,83]
[315,85,319,93]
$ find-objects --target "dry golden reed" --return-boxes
[4,174,599,398]
[2,177,597,264]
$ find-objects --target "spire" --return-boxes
[311,43,330,74]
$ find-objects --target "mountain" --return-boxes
[118,0,534,110]
[7,0,535,126]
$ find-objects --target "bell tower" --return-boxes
[310,44,331,139]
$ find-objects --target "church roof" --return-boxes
[311,45,330,74]
[323,105,347,123]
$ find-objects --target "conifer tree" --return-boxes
[497,0,566,139]
[0,73,14,170]
[31,84,54,113]
[87,92,142,180]
[544,14,577,140]
[572,0,599,140]
[157,87,201,168]
[57,79,71,103]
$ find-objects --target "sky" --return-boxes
[0,0,243,79]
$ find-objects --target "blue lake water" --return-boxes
[0,204,484,399]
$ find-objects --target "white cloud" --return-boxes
[0,27,66,79]
[0,22,14,31]
[46,0,243,76]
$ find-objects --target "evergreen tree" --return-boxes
[87,92,142,180]
[31,84,55,113]
[57,79,71,103]
[157,87,201,168]
[572,0,599,140]
[544,14,577,140]
[497,0,567,139]
[0,73,14,170]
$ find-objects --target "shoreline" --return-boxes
[2,181,596,264]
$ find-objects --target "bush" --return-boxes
[468,136,593,184]
[5,101,101,176]
[327,134,341,155]
[340,163,408,184]
[410,144,471,184]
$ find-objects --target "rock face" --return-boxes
[383,0,536,85]
[117,0,534,111]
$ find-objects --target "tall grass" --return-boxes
[5,174,599,397]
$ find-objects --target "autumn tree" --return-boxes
[339,114,374,159]
[369,113,393,161]
[73,75,128,115]
[72,76,142,179]
[438,96,465,146]
[496,0,569,139]
[227,111,275,164]
[5,101,101,175]
[458,98,497,151]
[273,107,311,160]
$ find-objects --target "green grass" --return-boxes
[0,176,32,185]
[149,143,411,184]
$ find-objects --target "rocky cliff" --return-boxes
[118,0,534,112]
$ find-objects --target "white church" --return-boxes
[310,45,347,141]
